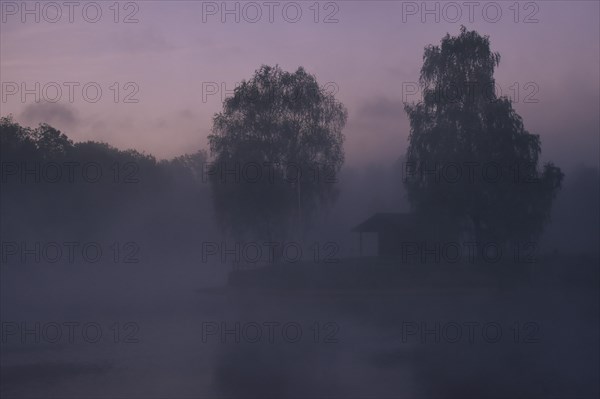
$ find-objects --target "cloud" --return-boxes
[180,109,195,119]
[357,97,407,122]
[110,27,175,55]
[19,103,80,130]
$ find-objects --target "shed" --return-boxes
[352,213,424,258]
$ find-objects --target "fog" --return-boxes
[1,2,599,399]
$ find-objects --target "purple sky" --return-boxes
[1,1,598,170]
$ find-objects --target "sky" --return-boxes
[1,0,599,170]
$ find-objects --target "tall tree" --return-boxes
[404,27,563,249]
[208,65,347,242]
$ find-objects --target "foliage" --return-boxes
[208,65,347,241]
[404,27,564,245]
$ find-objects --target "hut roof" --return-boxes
[352,213,419,233]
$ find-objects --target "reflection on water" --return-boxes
[1,261,598,398]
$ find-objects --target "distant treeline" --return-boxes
[0,116,212,260]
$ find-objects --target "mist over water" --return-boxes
[2,257,597,398]
[1,1,599,398]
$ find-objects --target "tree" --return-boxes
[208,65,347,242]
[1,115,41,162]
[404,27,563,250]
[1,116,211,248]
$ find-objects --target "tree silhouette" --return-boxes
[404,27,563,249]
[0,116,209,249]
[208,65,347,243]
